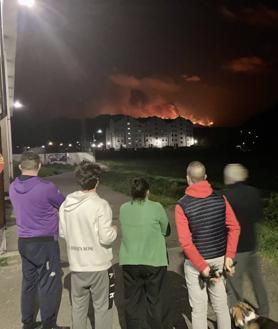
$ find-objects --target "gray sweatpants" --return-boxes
[184,256,231,329]
[226,251,269,317]
[71,267,115,329]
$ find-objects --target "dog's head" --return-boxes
[231,302,257,328]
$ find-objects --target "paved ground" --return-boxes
[0,172,277,329]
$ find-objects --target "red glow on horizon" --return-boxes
[87,100,215,127]
[134,113,214,127]
[126,106,214,127]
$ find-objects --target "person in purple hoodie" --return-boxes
[9,151,65,329]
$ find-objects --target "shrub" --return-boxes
[263,193,278,224]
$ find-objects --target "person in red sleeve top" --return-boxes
[175,161,240,329]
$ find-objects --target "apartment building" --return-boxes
[106,116,194,149]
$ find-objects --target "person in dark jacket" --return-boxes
[223,163,269,317]
[9,152,65,329]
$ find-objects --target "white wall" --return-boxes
[13,152,96,165]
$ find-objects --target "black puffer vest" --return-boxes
[178,192,227,260]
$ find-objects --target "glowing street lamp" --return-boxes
[48,141,53,146]
[13,100,24,109]
[18,0,35,7]
[97,129,103,134]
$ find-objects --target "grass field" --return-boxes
[13,163,74,179]
[99,158,227,206]
[99,156,278,264]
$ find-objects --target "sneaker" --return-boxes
[22,322,42,329]
[34,325,43,329]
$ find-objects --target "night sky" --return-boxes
[15,0,278,126]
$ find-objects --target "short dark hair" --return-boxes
[75,161,101,190]
[20,151,41,170]
[131,178,150,201]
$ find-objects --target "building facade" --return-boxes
[1,0,18,190]
[106,116,194,150]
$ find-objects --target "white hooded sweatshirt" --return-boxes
[59,190,117,272]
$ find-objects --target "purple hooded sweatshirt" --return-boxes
[9,176,65,239]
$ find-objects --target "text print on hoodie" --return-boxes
[59,190,117,272]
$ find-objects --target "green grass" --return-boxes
[102,161,185,206]
[257,222,278,265]
[100,159,224,207]
[13,163,74,179]
[39,164,74,177]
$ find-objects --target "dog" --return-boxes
[231,301,278,329]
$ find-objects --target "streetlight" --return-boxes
[93,129,103,140]
[13,100,24,109]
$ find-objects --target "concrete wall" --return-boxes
[13,152,96,165]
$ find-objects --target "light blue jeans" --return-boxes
[184,256,231,329]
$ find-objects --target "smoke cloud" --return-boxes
[84,74,235,126]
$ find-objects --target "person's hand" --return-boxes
[225,257,235,276]
[201,266,210,278]
[201,266,221,284]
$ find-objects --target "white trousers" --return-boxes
[184,256,231,329]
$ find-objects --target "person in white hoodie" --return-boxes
[59,161,117,329]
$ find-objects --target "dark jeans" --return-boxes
[122,265,167,329]
[227,251,269,317]
[18,238,62,329]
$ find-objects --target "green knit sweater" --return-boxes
[119,199,169,266]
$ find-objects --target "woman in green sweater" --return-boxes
[119,178,170,329]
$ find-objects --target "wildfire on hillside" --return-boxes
[97,101,214,127]
[87,76,215,127]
